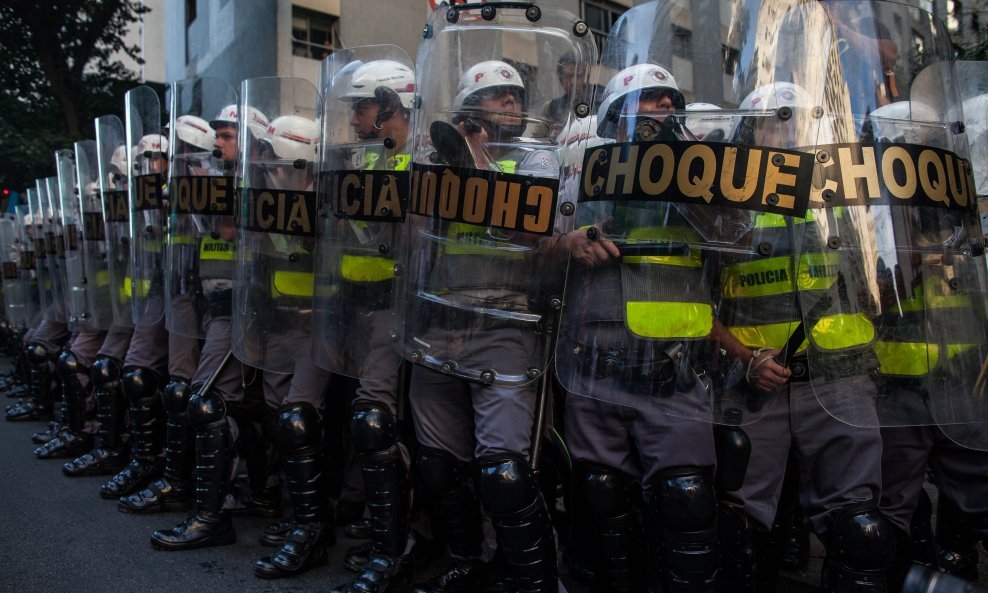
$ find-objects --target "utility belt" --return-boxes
[580,334,704,397]
[341,280,392,311]
[785,347,880,384]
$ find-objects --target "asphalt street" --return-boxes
[0,413,357,593]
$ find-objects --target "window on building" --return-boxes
[581,0,628,51]
[292,6,339,60]
[722,45,740,76]
[671,25,692,59]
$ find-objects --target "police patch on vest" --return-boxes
[170,176,237,216]
[241,188,317,237]
[808,143,976,211]
[579,141,813,217]
[132,174,165,211]
[83,212,106,242]
[331,169,408,222]
[409,164,559,236]
[103,190,130,223]
[2,262,17,279]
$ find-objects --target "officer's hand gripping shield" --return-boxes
[125,85,167,327]
[165,77,239,339]
[554,0,833,425]
[396,2,597,387]
[96,114,135,328]
[233,77,320,374]
[312,45,414,379]
[73,139,114,330]
[801,1,988,428]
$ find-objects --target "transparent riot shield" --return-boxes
[233,77,320,373]
[165,77,238,339]
[16,199,39,327]
[55,148,90,327]
[800,1,988,427]
[75,139,114,329]
[311,45,414,379]
[34,178,66,323]
[396,2,597,387]
[552,0,831,424]
[125,85,167,326]
[0,212,28,329]
[96,115,135,329]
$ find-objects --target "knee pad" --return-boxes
[91,355,122,387]
[25,342,50,365]
[188,389,227,430]
[162,377,193,415]
[122,366,161,404]
[478,454,539,517]
[351,403,397,454]
[577,463,635,521]
[827,506,897,571]
[275,402,323,453]
[646,466,717,533]
[417,446,471,498]
[57,350,82,377]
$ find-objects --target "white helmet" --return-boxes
[136,134,168,156]
[453,60,526,110]
[110,146,127,173]
[597,64,685,137]
[685,103,732,141]
[342,60,416,110]
[261,115,319,161]
[738,82,813,112]
[174,115,216,151]
[867,100,940,145]
[210,104,271,140]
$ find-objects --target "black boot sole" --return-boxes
[117,496,193,514]
[253,547,328,579]
[150,528,236,551]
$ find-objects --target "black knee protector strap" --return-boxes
[351,403,397,454]
[827,504,897,571]
[188,389,227,430]
[477,453,539,518]
[416,446,471,498]
[275,402,323,453]
[122,366,162,404]
[162,377,193,415]
[25,342,50,365]
[646,465,717,533]
[91,355,122,387]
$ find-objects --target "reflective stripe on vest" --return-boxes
[96,270,110,288]
[123,275,152,299]
[622,225,712,340]
[876,279,976,377]
[272,270,313,298]
[340,153,408,282]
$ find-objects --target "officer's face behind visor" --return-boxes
[139,153,168,175]
[472,87,525,128]
[350,98,381,140]
[257,141,312,191]
[213,123,238,163]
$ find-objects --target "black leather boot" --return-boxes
[150,390,235,550]
[63,356,129,476]
[935,493,980,582]
[36,351,93,459]
[410,448,488,593]
[118,377,194,513]
[579,466,642,593]
[101,367,162,498]
[480,456,558,593]
[255,404,333,578]
[7,343,53,421]
[329,404,413,592]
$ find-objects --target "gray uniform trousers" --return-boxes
[123,319,168,374]
[722,377,883,536]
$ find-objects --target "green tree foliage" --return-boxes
[0,0,149,192]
